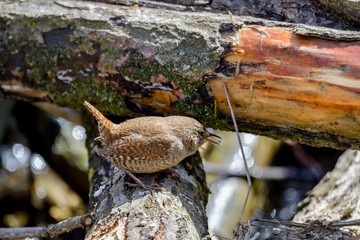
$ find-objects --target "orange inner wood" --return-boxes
[208,27,360,139]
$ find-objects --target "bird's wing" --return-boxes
[112,117,166,138]
[97,136,172,162]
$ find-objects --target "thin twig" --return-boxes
[204,162,319,182]
[251,218,308,228]
[222,82,252,240]
[202,233,232,240]
[331,219,360,227]
[0,214,93,239]
[251,218,360,231]
[249,232,260,240]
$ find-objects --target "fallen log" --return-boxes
[1,1,360,149]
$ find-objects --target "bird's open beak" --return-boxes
[204,133,221,145]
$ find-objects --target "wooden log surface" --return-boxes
[294,150,360,233]
[1,0,360,149]
[265,150,360,239]
[208,26,360,148]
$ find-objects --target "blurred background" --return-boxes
[0,100,343,239]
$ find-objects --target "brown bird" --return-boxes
[84,101,220,190]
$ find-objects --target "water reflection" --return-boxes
[279,207,293,220]
[251,165,263,178]
[30,154,47,175]
[36,186,47,199]
[72,125,86,141]
[207,132,259,237]
[208,177,243,231]
[270,209,276,218]
[53,117,88,171]
[1,144,31,172]
[241,133,258,148]
[12,143,31,164]
[230,146,255,173]
[284,188,299,202]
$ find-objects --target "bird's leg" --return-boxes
[124,170,165,191]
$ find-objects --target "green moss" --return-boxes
[90,202,97,215]
[6,32,131,116]
[196,180,210,206]
[195,180,202,191]
[88,167,94,183]
[118,50,202,98]
[230,120,355,150]
[118,52,154,84]
[54,80,132,116]
[174,101,230,129]
[98,36,125,73]
[185,161,193,170]
[25,48,58,85]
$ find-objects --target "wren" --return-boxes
[84,101,220,190]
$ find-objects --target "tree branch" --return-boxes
[0,214,93,239]
[1,0,360,150]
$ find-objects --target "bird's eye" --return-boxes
[190,133,198,141]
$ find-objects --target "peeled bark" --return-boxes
[208,25,360,149]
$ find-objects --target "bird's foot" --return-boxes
[124,170,165,192]
[124,182,165,191]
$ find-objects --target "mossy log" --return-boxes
[1,0,360,150]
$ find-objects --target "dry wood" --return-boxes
[208,26,360,148]
[0,214,92,239]
[264,150,360,239]
[294,150,360,233]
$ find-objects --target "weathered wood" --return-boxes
[105,0,358,29]
[0,214,92,239]
[317,0,360,25]
[1,0,360,150]
[294,150,360,233]
[266,150,360,239]
[210,0,358,29]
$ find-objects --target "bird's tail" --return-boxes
[83,101,114,133]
